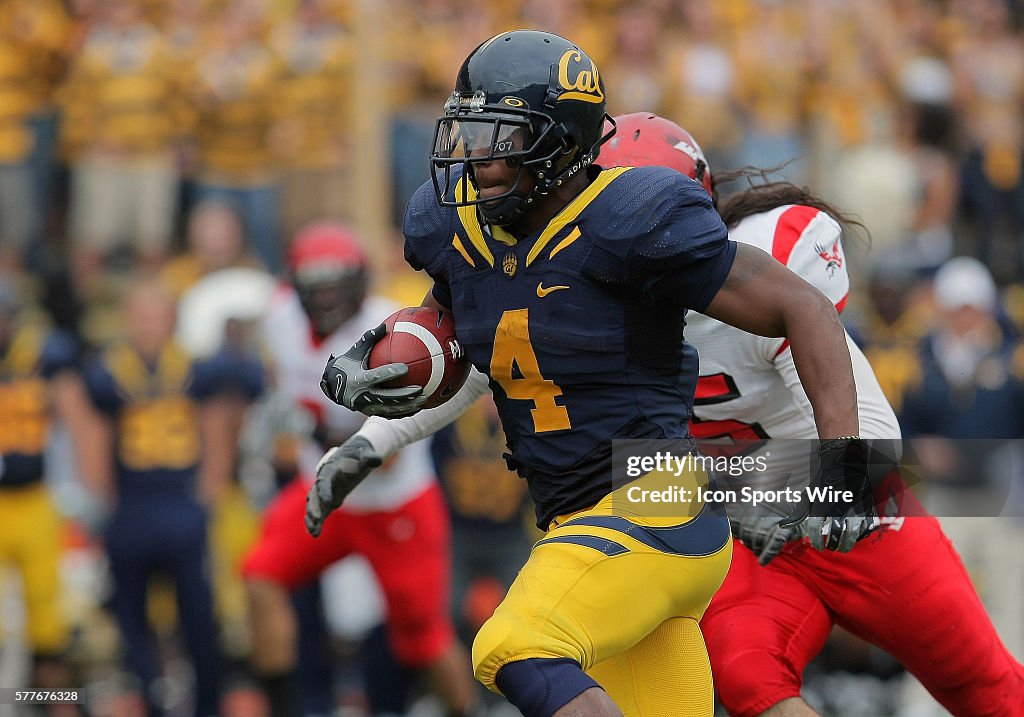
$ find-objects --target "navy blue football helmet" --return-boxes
[430,30,616,226]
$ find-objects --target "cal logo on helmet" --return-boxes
[557,49,604,104]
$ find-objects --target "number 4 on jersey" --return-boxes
[490,309,571,433]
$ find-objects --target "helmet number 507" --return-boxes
[490,308,571,433]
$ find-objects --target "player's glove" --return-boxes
[305,436,382,537]
[779,437,877,553]
[320,323,427,418]
[729,515,802,565]
[798,514,876,552]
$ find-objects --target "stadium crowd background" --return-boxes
[1,0,1023,715]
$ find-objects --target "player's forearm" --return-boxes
[355,366,490,455]
[51,374,115,501]
[198,394,246,506]
[704,244,858,439]
[784,298,859,439]
[76,416,117,504]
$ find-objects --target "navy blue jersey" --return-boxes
[405,166,735,527]
[0,327,80,487]
[84,342,264,498]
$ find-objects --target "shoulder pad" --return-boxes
[584,166,713,255]
[745,205,849,308]
[403,177,454,271]
[40,330,81,378]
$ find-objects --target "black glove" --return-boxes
[320,323,427,418]
[779,437,877,553]
[729,515,803,565]
[305,436,383,537]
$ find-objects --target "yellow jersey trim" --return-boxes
[526,166,631,267]
[451,234,476,267]
[548,226,581,260]
[106,342,192,398]
[1,326,44,377]
[490,225,518,246]
[454,177,495,267]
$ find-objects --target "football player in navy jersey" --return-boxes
[311,30,870,717]
[80,282,264,717]
[0,276,88,716]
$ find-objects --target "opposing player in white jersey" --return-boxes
[687,205,895,444]
[240,222,477,717]
[309,116,1024,717]
[681,181,898,547]
[601,113,1024,717]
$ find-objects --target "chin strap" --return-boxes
[477,190,532,226]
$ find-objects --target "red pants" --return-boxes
[702,511,1024,716]
[243,479,455,666]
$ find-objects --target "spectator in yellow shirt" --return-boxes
[949,0,1024,275]
[1,0,72,270]
[187,4,286,273]
[0,0,71,272]
[59,0,189,295]
[269,0,354,239]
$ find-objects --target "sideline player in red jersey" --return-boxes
[239,222,477,717]
[309,30,871,717]
[603,112,1024,717]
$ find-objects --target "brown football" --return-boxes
[367,307,470,408]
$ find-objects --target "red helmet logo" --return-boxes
[815,237,844,278]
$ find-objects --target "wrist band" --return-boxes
[819,435,861,454]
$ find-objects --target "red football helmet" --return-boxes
[599,112,713,197]
[288,221,368,337]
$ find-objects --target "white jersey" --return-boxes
[262,287,434,511]
[686,205,899,446]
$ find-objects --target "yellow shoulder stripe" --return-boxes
[548,226,581,260]
[158,342,192,394]
[106,344,149,397]
[454,177,495,267]
[490,225,518,246]
[2,326,44,377]
[106,341,193,398]
[526,166,631,267]
[452,233,476,267]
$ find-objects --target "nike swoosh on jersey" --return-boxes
[537,283,570,297]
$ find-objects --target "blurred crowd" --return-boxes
[1,0,1024,716]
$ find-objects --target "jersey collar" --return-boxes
[453,167,631,270]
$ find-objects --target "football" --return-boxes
[367,307,471,408]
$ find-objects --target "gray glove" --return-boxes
[320,323,427,418]
[729,515,802,565]
[305,436,382,537]
[780,438,878,553]
[799,515,875,552]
